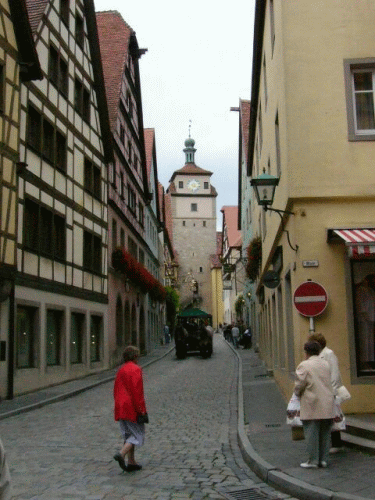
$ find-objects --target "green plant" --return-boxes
[246,236,262,282]
[234,294,245,316]
[165,286,180,329]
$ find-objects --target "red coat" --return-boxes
[114,361,147,422]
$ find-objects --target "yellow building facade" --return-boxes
[247,0,375,413]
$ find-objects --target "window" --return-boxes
[179,181,183,188]
[84,158,101,199]
[119,171,125,198]
[74,78,90,122]
[27,105,66,170]
[138,203,144,226]
[120,228,125,248]
[75,14,84,48]
[120,125,125,144]
[46,309,63,366]
[49,46,68,96]
[270,0,275,54]
[27,105,42,152]
[24,198,66,260]
[16,306,37,368]
[0,64,4,114]
[204,181,209,189]
[128,237,137,260]
[263,57,268,108]
[182,221,186,226]
[126,90,133,117]
[275,112,281,176]
[90,315,102,362]
[128,140,132,163]
[344,59,375,141]
[83,230,102,273]
[199,267,203,273]
[191,203,197,212]
[70,312,84,364]
[203,221,206,227]
[128,185,136,212]
[60,0,69,25]
[43,120,54,163]
[139,248,145,266]
[112,219,117,253]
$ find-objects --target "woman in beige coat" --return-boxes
[294,341,335,468]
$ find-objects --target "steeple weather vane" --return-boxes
[188,120,192,138]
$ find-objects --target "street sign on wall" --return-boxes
[293,281,328,317]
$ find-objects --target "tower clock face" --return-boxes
[187,179,200,192]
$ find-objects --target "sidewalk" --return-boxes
[236,346,375,500]
[0,343,174,421]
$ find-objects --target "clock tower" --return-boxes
[167,137,217,313]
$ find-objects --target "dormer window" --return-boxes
[179,181,183,188]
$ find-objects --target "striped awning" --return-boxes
[333,229,375,258]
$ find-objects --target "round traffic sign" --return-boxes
[293,281,328,317]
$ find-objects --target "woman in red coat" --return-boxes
[113,346,148,472]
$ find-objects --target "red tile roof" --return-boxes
[221,206,242,248]
[25,0,48,33]
[210,254,222,269]
[96,11,133,130]
[144,128,155,179]
[169,163,212,182]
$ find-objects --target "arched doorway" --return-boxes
[131,303,137,346]
[116,296,123,347]
[139,305,146,354]
[124,300,131,344]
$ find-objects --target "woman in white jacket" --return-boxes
[309,333,344,453]
[294,341,335,468]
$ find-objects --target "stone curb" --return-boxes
[0,345,175,421]
[231,343,370,500]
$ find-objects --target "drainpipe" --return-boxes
[7,283,15,400]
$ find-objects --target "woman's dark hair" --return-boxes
[304,340,321,356]
[308,333,326,349]
[122,346,139,362]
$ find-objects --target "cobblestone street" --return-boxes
[0,336,290,500]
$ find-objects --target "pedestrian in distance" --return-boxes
[0,438,11,500]
[113,346,148,473]
[308,332,347,453]
[242,326,252,349]
[294,341,334,469]
[231,324,240,348]
[164,324,170,344]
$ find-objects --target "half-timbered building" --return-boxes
[97,11,160,362]
[13,0,113,395]
[0,0,42,399]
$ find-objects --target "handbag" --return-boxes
[137,413,149,424]
[286,393,302,427]
[332,398,346,431]
[336,385,351,404]
[287,393,304,440]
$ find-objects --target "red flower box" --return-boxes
[112,248,166,300]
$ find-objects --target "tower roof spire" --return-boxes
[184,120,196,164]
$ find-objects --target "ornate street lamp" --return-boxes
[250,170,279,209]
[250,169,298,252]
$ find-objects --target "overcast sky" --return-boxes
[93,0,255,229]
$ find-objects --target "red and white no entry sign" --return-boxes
[293,281,328,317]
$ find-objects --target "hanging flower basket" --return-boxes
[112,247,166,301]
[246,236,262,282]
